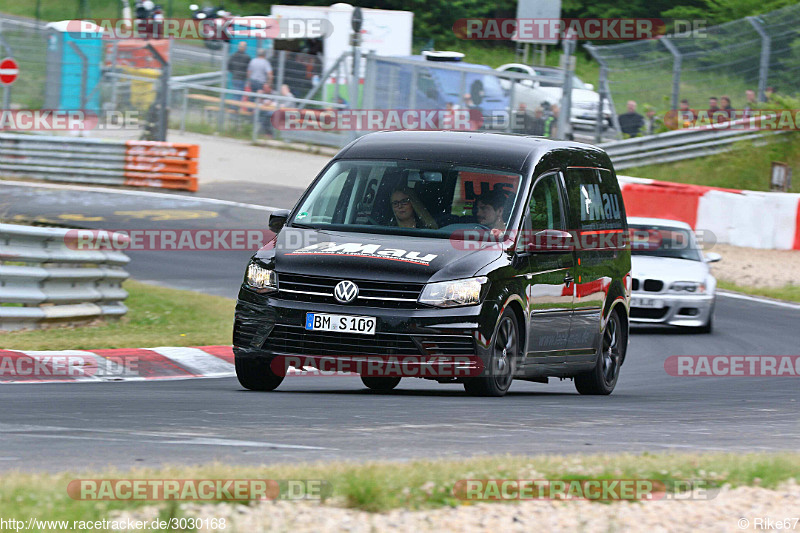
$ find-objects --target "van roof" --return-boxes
[336,130,606,173]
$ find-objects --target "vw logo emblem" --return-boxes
[334,280,359,303]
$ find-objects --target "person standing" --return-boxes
[743,89,757,117]
[529,106,546,136]
[719,96,734,122]
[228,41,251,95]
[544,104,559,138]
[618,100,645,137]
[677,99,696,128]
[644,107,660,136]
[706,96,722,123]
[247,48,274,97]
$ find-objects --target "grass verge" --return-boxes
[717,280,800,304]
[1,452,798,521]
[624,132,800,192]
[0,280,235,350]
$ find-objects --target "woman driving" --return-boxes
[390,187,438,229]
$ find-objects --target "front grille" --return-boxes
[265,324,422,356]
[418,336,476,356]
[233,319,259,347]
[631,278,640,291]
[630,308,668,319]
[643,279,664,292]
[276,273,424,309]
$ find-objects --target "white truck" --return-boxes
[270,3,414,75]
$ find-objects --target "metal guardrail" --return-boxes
[0,224,130,331]
[0,133,199,191]
[600,119,787,170]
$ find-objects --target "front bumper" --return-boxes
[629,292,714,327]
[233,287,495,376]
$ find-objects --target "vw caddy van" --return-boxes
[234,131,631,397]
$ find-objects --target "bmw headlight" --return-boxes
[418,277,488,308]
[670,281,705,294]
[245,262,277,292]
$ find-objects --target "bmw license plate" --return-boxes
[305,313,376,335]
[631,298,664,308]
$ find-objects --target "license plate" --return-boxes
[631,298,664,308]
[305,313,376,335]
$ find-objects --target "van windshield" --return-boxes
[291,160,524,239]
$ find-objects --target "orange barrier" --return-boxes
[106,40,171,69]
[123,141,199,192]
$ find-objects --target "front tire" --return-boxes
[697,303,714,334]
[464,309,519,397]
[575,310,625,395]
[235,355,284,391]
[361,376,401,391]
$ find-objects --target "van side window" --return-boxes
[527,173,564,232]
[566,167,624,231]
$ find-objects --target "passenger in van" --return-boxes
[474,188,510,232]
[389,187,438,229]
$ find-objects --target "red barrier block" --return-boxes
[621,184,706,228]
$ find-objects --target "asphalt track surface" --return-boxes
[1,181,798,472]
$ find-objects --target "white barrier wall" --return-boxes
[618,176,800,250]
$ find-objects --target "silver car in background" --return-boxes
[628,217,721,333]
[495,63,611,129]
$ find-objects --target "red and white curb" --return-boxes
[0,345,235,383]
[619,176,800,250]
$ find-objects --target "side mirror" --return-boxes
[704,252,722,263]
[585,83,594,91]
[269,209,291,234]
[520,229,574,254]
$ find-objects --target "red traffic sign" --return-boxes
[0,58,19,85]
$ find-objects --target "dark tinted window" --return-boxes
[528,173,564,232]
[566,167,624,231]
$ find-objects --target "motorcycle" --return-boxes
[189,4,231,50]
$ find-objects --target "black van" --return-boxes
[234,131,631,397]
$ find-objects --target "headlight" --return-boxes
[245,262,277,292]
[418,276,488,308]
[670,281,705,293]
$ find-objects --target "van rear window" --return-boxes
[566,168,624,231]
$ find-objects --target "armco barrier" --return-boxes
[0,224,130,331]
[619,176,800,250]
[600,118,787,170]
[0,133,199,191]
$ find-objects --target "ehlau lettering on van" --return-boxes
[288,242,438,265]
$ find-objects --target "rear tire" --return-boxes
[235,355,284,391]
[463,309,519,397]
[575,310,625,395]
[361,376,401,391]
